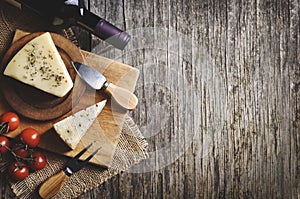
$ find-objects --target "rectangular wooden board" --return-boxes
[1,30,139,168]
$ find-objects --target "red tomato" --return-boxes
[0,135,10,154]
[29,151,47,171]
[9,161,29,181]
[0,112,20,131]
[19,128,40,148]
[12,143,29,158]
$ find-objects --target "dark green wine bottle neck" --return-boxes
[61,7,131,49]
[11,0,131,49]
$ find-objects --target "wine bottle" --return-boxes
[5,0,131,50]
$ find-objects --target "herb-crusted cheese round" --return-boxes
[4,32,73,97]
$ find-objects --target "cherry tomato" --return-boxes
[0,135,10,154]
[9,161,29,181]
[12,143,29,158]
[19,128,40,148]
[0,112,20,131]
[29,151,47,171]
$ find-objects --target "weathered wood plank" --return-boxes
[76,0,298,198]
[0,0,298,198]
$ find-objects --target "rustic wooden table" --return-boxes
[1,0,299,198]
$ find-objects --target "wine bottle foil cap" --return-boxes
[96,20,131,50]
[106,32,131,50]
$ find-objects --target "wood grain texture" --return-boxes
[0,0,298,198]
[77,0,299,198]
[0,30,139,168]
[1,32,86,121]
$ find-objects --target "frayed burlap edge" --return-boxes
[0,2,148,198]
[10,115,149,199]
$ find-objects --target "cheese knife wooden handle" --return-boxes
[104,82,138,110]
[39,171,69,199]
[72,61,138,110]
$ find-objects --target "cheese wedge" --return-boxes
[53,100,107,149]
[4,32,73,97]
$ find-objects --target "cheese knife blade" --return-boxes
[72,61,138,110]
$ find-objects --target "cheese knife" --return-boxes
[72,61,138,110]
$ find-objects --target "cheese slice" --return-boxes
[53,100,107,149]
[4,32,73,97]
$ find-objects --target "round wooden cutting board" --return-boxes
[0,32,86,121]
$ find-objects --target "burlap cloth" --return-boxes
[0,2,148,198]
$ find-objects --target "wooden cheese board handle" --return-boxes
[104,82,138,110]
[39,170,69,199]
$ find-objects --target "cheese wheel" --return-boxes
[4,32,73,97]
